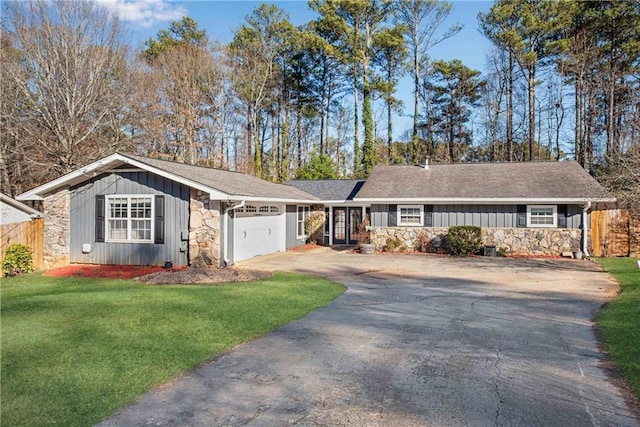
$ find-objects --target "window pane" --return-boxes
[108,198,127,218]
[109,219,127,240]
[400,207,421,224]
[131,219,152,240]
[530,207,554,225]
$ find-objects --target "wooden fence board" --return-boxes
[591,209,639,257]
[0,218,44,270]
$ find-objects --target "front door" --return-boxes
[333,207,362,245]
[333,207,347,244]
[349,208,361,244]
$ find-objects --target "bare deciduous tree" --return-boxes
[2,0,130,177]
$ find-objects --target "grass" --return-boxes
[595,257,640,400]
[0,272,345,427]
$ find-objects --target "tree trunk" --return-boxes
[353,66,360,177]
[575,73,584,167]
[412,37,420,164]
[507,51,514,162]
[528,64,536,161]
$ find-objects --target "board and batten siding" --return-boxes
[285,205,305,248]
[371,204,583,228]
[70,171,190,266]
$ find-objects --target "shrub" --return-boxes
[447,226,482,256]
[384,236,407,252]
[414,231,447,253]
[2,244,35,276]
[497,246,509,257]
[304,211,325,244]
[414,232,430,252]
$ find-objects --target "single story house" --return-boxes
[17,154,613,268]
[17,153,317,268]
[353,161,613,256]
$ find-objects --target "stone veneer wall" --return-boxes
[371,226,584,256]
[189,189,221,267]
[42,189,70,268]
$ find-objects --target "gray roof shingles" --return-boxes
[122,154,317,201]
[286,180,365,201]
[355,161,612,200]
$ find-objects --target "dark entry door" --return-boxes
[349,208,361,244]
[333,207,347,244]
[333,207,362,245]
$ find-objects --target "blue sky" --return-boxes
[102,0,494,138]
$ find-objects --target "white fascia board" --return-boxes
[16,153,232,201]
[226,195,319,204]
[17,153,125,200]
[353,197,616,204]
[321,201,369,206]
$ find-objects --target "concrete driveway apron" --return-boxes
[98,250,639,426]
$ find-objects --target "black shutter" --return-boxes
[516,205,527,228]
[424,205,433,227]
[154,195,165,244]
[96,195,105,242]
[557,204,568,228]
[388,204,397,226]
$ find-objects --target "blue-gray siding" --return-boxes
[371,204,584,228]
[286,205,305,248]
[70,172,190,265]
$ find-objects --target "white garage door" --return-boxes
[233,205,285,262]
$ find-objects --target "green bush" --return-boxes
[2,244,35,276]
[447,226,482,256]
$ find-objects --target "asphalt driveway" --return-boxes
[98,250,639,426]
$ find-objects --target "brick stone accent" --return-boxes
[42,189,70,268]
[371,226,583,256]
[189,189,220,267]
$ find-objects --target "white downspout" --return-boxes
[582,201,592,257]
[223,200,245,266]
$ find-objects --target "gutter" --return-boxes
[582,201,592,257]
[222,199,245,266]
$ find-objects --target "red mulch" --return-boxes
[43,264,183,279]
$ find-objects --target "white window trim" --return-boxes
[527,205,557,228]
[398,204,424,226]
[105,194,154,243]
[297,205,310,239]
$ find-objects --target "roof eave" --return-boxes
[227,195,319,204]
[16,153,232,201]
[353,197,616,204]
[0,193,43,216]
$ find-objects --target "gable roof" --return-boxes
[0,193,42,217]
[286,179,365,202]
[17,153,317,203]
[355,161,613,203]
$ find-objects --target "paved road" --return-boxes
[98,251,639,426]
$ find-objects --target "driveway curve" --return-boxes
[98,251,639,426]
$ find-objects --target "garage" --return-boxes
[232,204,285,262]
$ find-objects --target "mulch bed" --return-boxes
[43,264,182,279]
[42,264,271,284]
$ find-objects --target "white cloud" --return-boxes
[96,0,187,28]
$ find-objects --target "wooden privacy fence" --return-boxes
[0,218,44,270]
[591,209,640,257]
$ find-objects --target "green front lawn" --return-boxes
[1,272,345,427]
[595,257,640,399]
